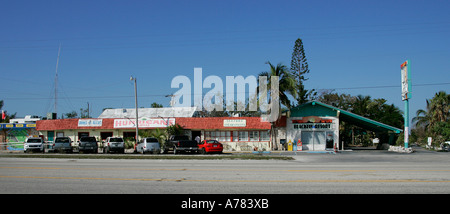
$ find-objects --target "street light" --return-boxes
[130,76,139,144]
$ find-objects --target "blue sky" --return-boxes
[1,0,449,127]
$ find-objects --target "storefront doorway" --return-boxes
[301,131,326,151]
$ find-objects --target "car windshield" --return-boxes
[27,139,42,143]
[55,138,70,143]
[80,137,96,142]
[109,138,123,142]
[206,140,218,144]
[146,138,158,142]
[173,136,189,140]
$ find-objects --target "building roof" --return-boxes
[36,117,271,131]
[98,107,198,118]
[290,101,403,133]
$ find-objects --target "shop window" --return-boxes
[101,132,113,140]
[239,131,248,142]
[123,132,136,141]
[260,130,270,141]
[205,131,231,142]
[249,131,259,141]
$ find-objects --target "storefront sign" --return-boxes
[0,123,36,129]
[78,119,103,127]
[223,119,246,127]
[293,123,332,130]
[114,118,175,128]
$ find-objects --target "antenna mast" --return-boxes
[54,43,61,115]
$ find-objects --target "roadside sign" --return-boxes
[401,60,411,100]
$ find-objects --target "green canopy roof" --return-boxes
[290,101,402,133]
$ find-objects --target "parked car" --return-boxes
[78,136,98,153]
[53,137,73,153]
[162,135,198,154]
[441,141,450,151]
[135,137,161,154]
[103,137,125,154]
[198,139,223,154]
[24,137,45,153]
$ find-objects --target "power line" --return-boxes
[316,82,450,91]
[3,82,449,101]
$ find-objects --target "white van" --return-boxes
[136,137,161,154]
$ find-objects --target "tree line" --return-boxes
[412,91,449,148]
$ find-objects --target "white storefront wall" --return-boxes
[286,116,339,151]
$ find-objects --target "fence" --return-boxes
[0,142,54,151]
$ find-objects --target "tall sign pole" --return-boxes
[401,60,411,148]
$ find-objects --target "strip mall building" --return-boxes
[35,102,402,152]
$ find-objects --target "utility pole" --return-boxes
[130,76,139,144]
[54,43,61,116]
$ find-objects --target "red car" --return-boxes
[198,140,223,154]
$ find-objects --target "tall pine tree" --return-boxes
[290,38,314,105]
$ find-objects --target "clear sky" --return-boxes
[1,0,449,126]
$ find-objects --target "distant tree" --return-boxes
[80,107,90,118]
[290,38,315,105]
[64,111,78,118]
[151,102,163,108]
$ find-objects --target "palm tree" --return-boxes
[412,99,432,130]
[150,128,167,147]
[259,61,297,109]
[259,61,297,150]
[413,91,449,131]
[351,95,372,117]
[379,104,403,129]
[429,91,449,123]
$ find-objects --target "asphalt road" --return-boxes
[1,148,450,194]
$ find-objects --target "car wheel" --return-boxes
[201,148,206,155]
[173,147,177,154]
